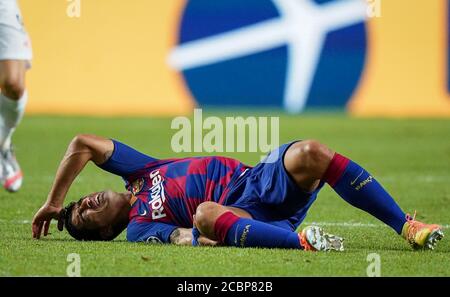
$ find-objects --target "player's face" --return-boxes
[70,190,130,230]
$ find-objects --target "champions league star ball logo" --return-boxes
[169,0,368,113]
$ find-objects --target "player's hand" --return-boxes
[32,203,62,239]
[192,215,219,246]
[197,236,219,246]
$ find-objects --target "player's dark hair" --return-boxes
[62,200,125,241]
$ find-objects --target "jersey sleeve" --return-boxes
[126,220,178,244]
[98,139,158,178]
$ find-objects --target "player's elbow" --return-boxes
[70,134,93,149]
[71,134,105,148]
[67,134,102,159]
[69,134,113,164]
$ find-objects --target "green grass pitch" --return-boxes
[0,114,449,276]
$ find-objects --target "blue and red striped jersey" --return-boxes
[98,140,250,243]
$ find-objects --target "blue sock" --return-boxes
[323,153,407,234]
[214,212,302,249]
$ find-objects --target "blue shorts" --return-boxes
[227,141,324,231]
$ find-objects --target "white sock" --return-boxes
[0,90,28,152]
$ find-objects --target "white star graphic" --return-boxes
[168,0,368,113]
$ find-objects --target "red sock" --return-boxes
[322,153,350,186]
[214,212,240,243]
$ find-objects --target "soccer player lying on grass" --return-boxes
[32,134,444,251]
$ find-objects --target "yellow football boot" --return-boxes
[401,212,444,250]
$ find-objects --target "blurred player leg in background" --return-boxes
[0,0,32,192]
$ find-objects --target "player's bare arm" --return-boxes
[32,134,113,239]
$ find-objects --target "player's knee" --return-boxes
[291,140,333,170]
[1,76,25,100]
[195,202,223,235]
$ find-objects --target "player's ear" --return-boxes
[99,226,114,240]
